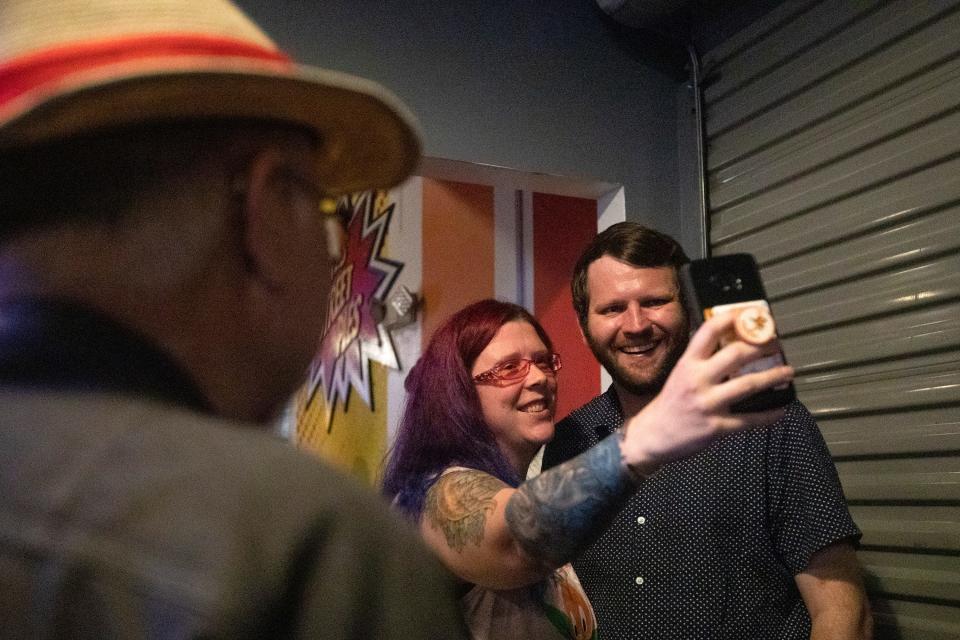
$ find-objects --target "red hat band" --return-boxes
[0,34,292,108]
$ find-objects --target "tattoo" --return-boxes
[424,470,507,552]
[505,434,639,568]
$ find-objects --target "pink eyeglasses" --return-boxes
[472,353,562,387]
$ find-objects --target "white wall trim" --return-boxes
[386,176,424,444]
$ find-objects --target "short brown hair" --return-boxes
[571,222,690,328]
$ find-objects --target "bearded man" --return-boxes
[0,1,467,637]
[542,222,872,640]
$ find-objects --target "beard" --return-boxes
[584,326,689,399]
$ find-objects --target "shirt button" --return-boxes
[635,576,644,585]
[636,516,646,525]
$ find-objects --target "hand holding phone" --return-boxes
[621,309,795,474]
[679,253,796,412]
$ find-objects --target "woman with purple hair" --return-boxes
[382,298,793,639]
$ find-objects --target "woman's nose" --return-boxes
[523,360,550,385]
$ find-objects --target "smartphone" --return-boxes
[679,253,795,412]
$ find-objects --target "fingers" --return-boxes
[706,338,787,382]
[628,310,794,469]
[684,311,778,363]
[683,312,739,359]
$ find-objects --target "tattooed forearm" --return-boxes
[424,470,507,552]
[505,433,641,568]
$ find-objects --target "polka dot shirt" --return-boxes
[542,388,861,640]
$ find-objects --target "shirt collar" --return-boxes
[589,384,625,438]
[0,297,212,414]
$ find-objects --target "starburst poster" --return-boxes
[293,189,402,482]
[291,176,603,487]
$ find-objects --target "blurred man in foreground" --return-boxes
[0,0,467,637]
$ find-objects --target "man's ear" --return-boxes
[237,148,290,294]
[577,319,590,347]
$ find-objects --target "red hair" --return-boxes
[382,299,554,519]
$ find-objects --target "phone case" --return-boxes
[679,253,796,412]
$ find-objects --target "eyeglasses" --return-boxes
[234,165,345,226]
[274,166,347,261]
[472,353,562,387]
[275,167,346,221]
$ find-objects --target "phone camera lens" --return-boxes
[709,273,743,293]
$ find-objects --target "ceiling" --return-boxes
[593,0,787,80]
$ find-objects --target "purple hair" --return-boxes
[381,299,554,520]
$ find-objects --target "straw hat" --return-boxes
[0,0,421,195]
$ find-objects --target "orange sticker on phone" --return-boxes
[733,305,775,345]
[703,299,775,344]
[703,300,786,381]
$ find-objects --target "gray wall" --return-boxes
[236,0,683,239]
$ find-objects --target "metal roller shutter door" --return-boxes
[699,1,960,638]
